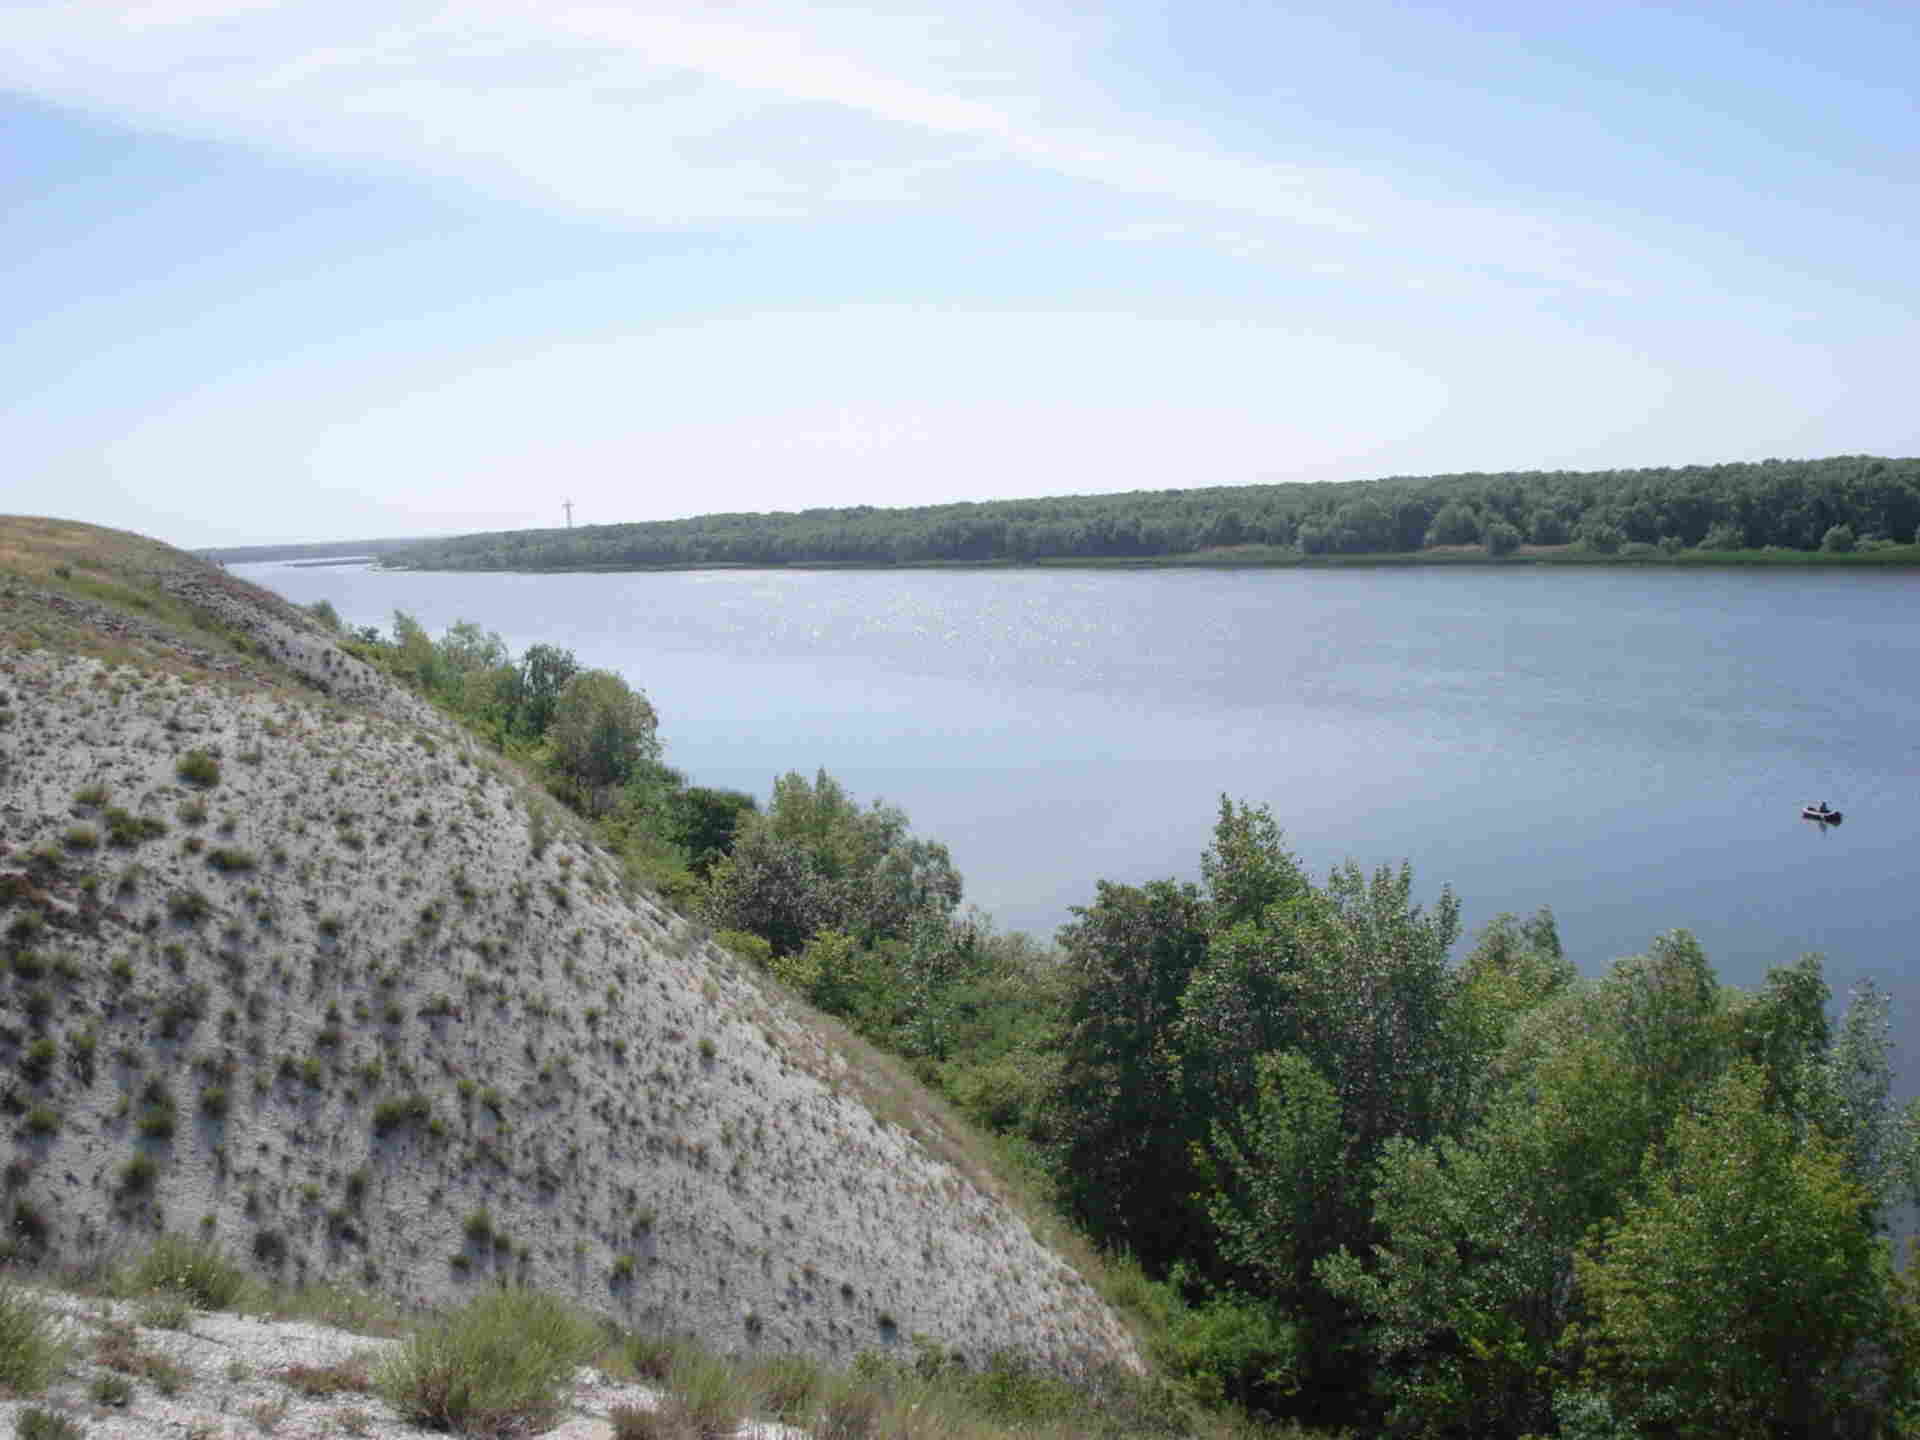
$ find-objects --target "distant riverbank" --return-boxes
[376,541,1920,575]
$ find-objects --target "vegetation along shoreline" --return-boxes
[300,454,1920,574]
[9,513,1920,1440]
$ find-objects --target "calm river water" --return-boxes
[238,561,1920,1076]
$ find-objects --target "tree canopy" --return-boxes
[331,615,1920,1436]
[388,456,1920,571]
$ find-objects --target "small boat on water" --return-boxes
[1802,803,1844,825]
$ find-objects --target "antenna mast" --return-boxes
[562,500,575,529]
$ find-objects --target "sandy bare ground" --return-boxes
[2,1282,806,1440]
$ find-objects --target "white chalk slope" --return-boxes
[0,527,1138,1377]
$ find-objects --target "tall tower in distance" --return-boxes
[562,500,575,529]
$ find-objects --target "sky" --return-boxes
[3,1,1917,548]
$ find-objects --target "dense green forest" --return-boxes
[327,603,1920,1438]
[387,456,1920,570]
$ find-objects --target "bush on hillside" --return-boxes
[0,1281,61,1395]
[548,670,661,814]
[376,1290,599,1437]
[175,749,221,788]
[129,1233,249,1310]
[16,1408,85,1440]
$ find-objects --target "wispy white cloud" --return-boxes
[1,0,1621,289]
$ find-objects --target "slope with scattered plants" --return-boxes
[0,517,1141,1382]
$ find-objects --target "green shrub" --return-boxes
[812,1370,889,1440]
[91,1372,134,1406]
[376,1290,599,1436]
[748,1351,823,1423]
[713,930,773,968]
[175,749,221,788]
[627,1333,682,1382]
[18,1037,56,1084]
[0,1282,62,1394]
[139,1292,193,1330]
[16,1407,86,1440]
[105,807,167,846]
[137,1079,178,1139]
[167,887,212,924]
[207,847,257,873]
[120,1153,159,1195]
[281,1355,375,1396]
[661,1346,749,1439]
[372,1093,433,1135]
[131,1234,249,1309]
[66,1028,97,1086]
[1159,1291,1305,1410]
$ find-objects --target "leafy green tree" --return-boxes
[720,770,961,949]
[1449,908,1574,1121]
[1576,518,1624,554]
[513,643,580,739]
[430,620,514,727]
[701,827,833,956]
[894,910,987,1060]
[1323,941,1885,1438]
[1050,877,1211,1267]
[1176,831,1465,1415]
[1822,522,1857,553]
[386,456,1920,569]
[1527,509,1571,546]
[390,609,440,690]
[1205,1051,1346,1296]
[434,619,509,680]
[547,669,660,811]
[1320,1119,1563,1437]
[1316,935,1706,1436]
[1483,520,1521,557]
[770,928,867,1014]
[1200,798,1309,932]
[1575,1060,1884,1438]
[1331,497,1396,553]
[1183,859,1463,1175]
[1425,502,1481,547]
[668,786,759,875]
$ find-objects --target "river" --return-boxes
[236,560,1920,1076]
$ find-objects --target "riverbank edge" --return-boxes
[369,541,1920,576]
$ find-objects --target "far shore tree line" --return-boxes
[323,602,1920,1439]
[385,455,1920,571]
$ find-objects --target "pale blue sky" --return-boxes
[4,1,1916,546]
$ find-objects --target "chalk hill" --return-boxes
[0,517,1139,1375]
